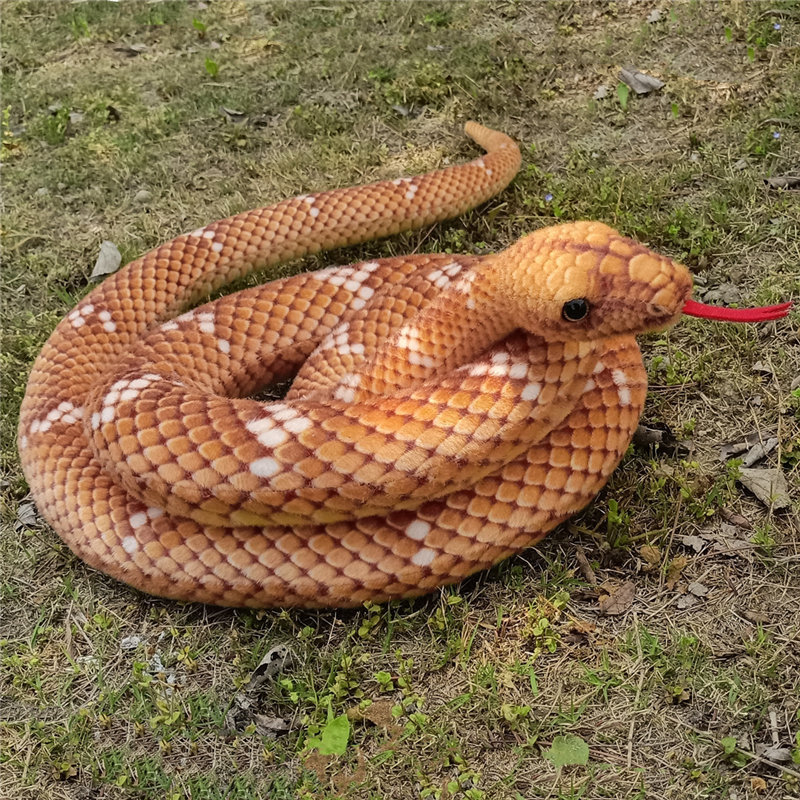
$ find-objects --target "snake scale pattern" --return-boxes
[21,122,783,608]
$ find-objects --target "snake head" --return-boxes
[492,221,693,341]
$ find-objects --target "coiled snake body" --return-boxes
[19,123,716,607]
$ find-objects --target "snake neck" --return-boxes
[330,257,526,401]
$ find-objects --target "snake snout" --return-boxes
[643,276,692,329]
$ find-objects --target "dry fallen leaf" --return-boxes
[737,468,791,510]
[598,580,636,615]
[220,106,247,123]
[114,42,148,56]
[633,423,686,456]
[90,240,122,280]
[743,609,770,625]
[666,555,689,590]
[702,282,741,305]
[741,437,778,467]
[225,644,295,734]
[575,545,598,585]
[719,432,764,461]
[687,581,708,597]
[679,535,707,553]
[761,745,792,763]
[619,66,665,95]
[751,360,774,376]
[253,714,292,738]
[711,535,753,558]
[247,645,293,690]
[764,175,800,190]
[15,501,38,530]
[567,618,596,636]
[639,544,661,569]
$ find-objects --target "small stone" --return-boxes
[134,189,152,204]
[35,187,50,197]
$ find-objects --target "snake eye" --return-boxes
[561,298,589,322]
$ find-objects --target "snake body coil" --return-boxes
[19,123,695,608]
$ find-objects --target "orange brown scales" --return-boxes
[19,123,692,608]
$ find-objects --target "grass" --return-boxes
[1,1,799,798]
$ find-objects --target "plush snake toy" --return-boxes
[18,123,790,608]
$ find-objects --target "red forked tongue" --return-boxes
[682,298,792,323]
